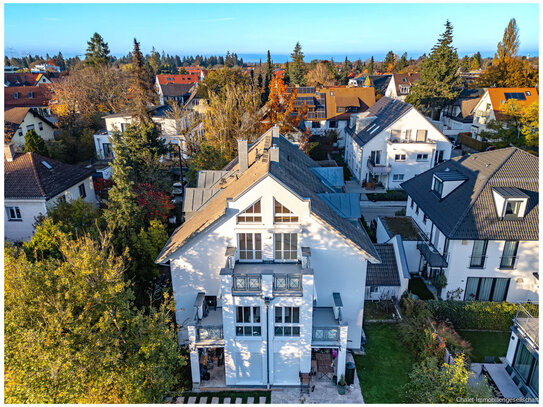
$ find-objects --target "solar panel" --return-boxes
[504,92,527,101]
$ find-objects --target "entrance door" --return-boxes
[273,351,300,385]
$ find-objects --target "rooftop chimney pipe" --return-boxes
[4,143,15,162]
[238,139,248,173]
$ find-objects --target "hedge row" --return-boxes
[458,133,488,152]
[367,189,408,201]
[425,301,539,331]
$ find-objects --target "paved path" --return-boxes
[223,397,231,404]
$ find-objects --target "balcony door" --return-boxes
[464,277,509,301]
[470,240,488,268]
[370,150,382,165]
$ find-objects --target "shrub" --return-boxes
[367,190,408,201]
[305,142,327,161]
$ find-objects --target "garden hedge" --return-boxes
[426,301,539,331]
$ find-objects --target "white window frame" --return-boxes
[274,199,298,224]
[238,233,262,261]
[6,206,22,221]
[416,153,429,161]
[235,306,262,337]
[392,174,404,182]
[78,183,86,198]
[237,199,262,224]
[274,306,300,337]
[394,154,406,162]
[274,233,298,262]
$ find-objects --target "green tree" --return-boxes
[397,52,409,71]
[406,20,463,119]
[263,50,274,103]
[383,50,397,72]
[5,230,185,403]
[368,56,374,75]
[283,60,291,85]
[130,38,155,122]
[85,32,111,67]
[186,142,230,186]
[24,129,49,156]
[197,66,249,99]
[404,355,493,403]
[290,42,306,86]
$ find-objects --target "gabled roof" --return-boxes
[485,88,539,120]
[156,74,200,85]
[156,127,380,263]
[4,73,44,86]
[349,97,412,146]
[4,84,51,108]
[366,244,400,286]
[401,147,538,240]
[159,83,195,98]
[4,107,57,142]
[391,72,420,95]
[4,152,95,200]
[4,107,31,125]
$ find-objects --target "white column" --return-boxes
[220,269,236,386]
[187,324,200,390]
[300,271,314,374]
[336,322,349,383]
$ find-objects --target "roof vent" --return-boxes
[41,160,52,169]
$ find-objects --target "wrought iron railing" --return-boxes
[312,327,340,342]
[499,255,518,270]
[273,274,302,292]
[232,275,261,292]
[197,326,224,341]
[469,255,487,269]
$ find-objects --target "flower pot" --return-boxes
[338,384,346,395]
[332,375,337,384]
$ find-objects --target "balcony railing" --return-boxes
[499,255,518,270]
[367,158,391,174]
[312,327,340,342]
[417,241,448,268]
[469,255,487,269]
[232,275,262,292]
[197,326,224,341]
[514,304,538,349]
[273,274,302,292]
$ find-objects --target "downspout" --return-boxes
[264,298,271,389]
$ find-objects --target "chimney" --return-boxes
[272,125,280,139]
[270,144,279,164]
[237,139,248,173]
[4,143,15,162]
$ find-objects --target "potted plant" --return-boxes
[337,374,346,395]
[332,374,337,384]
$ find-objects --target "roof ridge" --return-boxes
[449,148,517,237]
[27,153,47,197]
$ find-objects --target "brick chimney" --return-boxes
[4,144,15,162]
[237,139,248,173]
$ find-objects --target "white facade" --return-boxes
[304,119,349,148]
[470,92,496,139]
[9,111,56,148]
[405,196,539,302]
[4,176,97,242]
[163,174,374,388]
[345,107,453,189]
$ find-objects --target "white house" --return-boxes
[384,73,420,101]
[345,97,452,190]
[4,107,57,149]
[4,145,97,242]
[155,127,382,389]
[470,88,538,140]
[438,89,484,137]
[401,147,539,302]
[504,304,538,398]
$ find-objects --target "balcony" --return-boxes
[514,304,538,350]
[367,158,391,174]
[232,274,262,292]
[312,307,341,345]
[417,240,448,268]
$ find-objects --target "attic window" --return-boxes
[492,187,528,220]
[41,161,52,169]
[433,177,444,197]
[526,91,531,96]
[237,199,262,223]
[402,78,407,82]
[505,200,521,216]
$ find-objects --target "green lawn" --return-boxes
[355,323,414,403]
[180,391,271,404]
[458,330,511,363]
[408,277,435,300]
[364,301,397,320]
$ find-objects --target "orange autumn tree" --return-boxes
[266,76,307,134]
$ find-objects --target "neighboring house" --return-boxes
[504,304,538,398]
[294,85,376,147]
[4,72,52,87]
[155,127,382,389]
[439,88,484,137]
[4,107,56,148]
[471,88,538,140]
[366,236,410,301]
[345,97,452,190]
[31,61,62,73]
[155,73,201,88]
[401,147,538,302]
[4,84,52,116]
[4,66,19,73]
[181,67,208,80]
[384,73,421,100]
[349,74,392,96]
[4,145,97,242]
[156,82,195,106]
[94,105,202,160]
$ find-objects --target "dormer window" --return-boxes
[492,187,528,220]
[433,177,443,197]
[432,170,467,199]
[237,199,262,223]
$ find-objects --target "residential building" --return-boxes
[4,72,52,87]
[31,60,62,73]
[156,127,382,389]
[384,73,421,101]
[294,86,376,147]
[4,107,57,148]
[4,84,53,116]
[471,88,538,140]
[348,74,392,96]
[4,145,97,242]
[345,97,452,190]
[439,88,484,137]
[504,304,538,398]
[401,147,538,302]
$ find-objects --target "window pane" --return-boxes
[465,278,479,300]
[255,234,261,250]
[513,342,535,384]
[253,307,260,323]
[236,326,243,336]
[293,307,300,323]
[244,326,252,336]
[492,279,509,302]
[247,234,253,250]
[275,307,282,323]
[243,307,250,323]
[253,326,261,336]
[478,278,493,301]
[275,326,283,336]
[293,327,300,336]
[284,326,292,336]
[285,307,292,323]
[239,234,246,250]
[236,307,243,323]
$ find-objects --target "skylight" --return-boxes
[369,125,380,134]
[41,161,52,169]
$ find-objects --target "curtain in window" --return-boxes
[513,342,535,384]
[492,279,509,302]
[501,241,519,268]
[465,278,479,300]
[478,278,493,301]
[470,240,487,267]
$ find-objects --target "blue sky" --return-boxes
[4,3,539,61]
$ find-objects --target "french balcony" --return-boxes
[469,255,487,269]
[417,240,448,268]
[367,158,391,175]
[499,255,518,270]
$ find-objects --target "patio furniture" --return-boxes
[299,372,311,395]
[484,356,495,364]
[315,353,334,380]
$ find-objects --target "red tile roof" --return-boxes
[5,73,43,86]
[4,84,51,109]
[156,74,200,85]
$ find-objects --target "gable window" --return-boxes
[26,124,35,132]
[336,106,345,113]
[416,130,428,142]
[238,233,262,261]
[395,154,406,161]
[28,92,34,98]
[18,130,23,137]
[392,174,404,182]
[78,183,86,198]
[236,306,261,336]
[274,306,300,337]
[416,153,429,161]
[274,199,298,223]
[237,200,262,223]
[433,178,443,197]
[274,233,297,261]
[469,240,488,268]
[6,206,22,221]
[500,241,519,269]
[464,277,509,301]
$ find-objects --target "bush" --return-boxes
[360,215,376,242]
[305,142,327,161]
[426,300,539,331]
[367,190,408,201]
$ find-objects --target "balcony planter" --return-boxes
[337,375,346,395]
